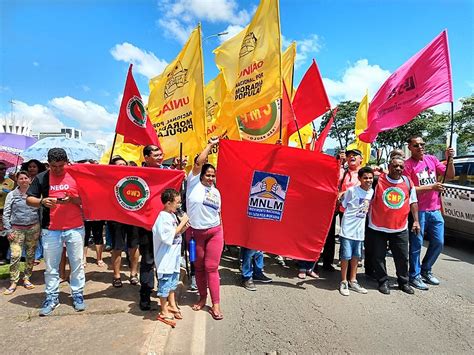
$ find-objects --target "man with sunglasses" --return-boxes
[404,136,455,290]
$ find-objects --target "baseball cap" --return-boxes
[345,149,362,156]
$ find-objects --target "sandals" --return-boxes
[192,299,206,311]
[3,286,16,295]
[157,314,176,328]
[169,307,183,320]
[208,308,224,321]
[297,272,307,279]
[112,278,123,288]
[97,260,106,267]
[23,280,35,290]
[306,270,319,278]
[130,274,139,285]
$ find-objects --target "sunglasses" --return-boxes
[412,143,426,148]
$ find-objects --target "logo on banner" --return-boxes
[240,32,257,57]
[238,101,279,142]
[205,96,218,123]
[115,176,150,211]
[164,61,188,99]
[382,187,405,209]
[127,96,147,128]
[247,171,290,221]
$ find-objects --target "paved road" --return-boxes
[165,236,474,354]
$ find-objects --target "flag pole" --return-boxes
[288,46,304,148]
[330,108,344,149]
[442,101,455,183]
[279,98,283,140]
[108,133,118,164]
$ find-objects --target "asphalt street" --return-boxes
[165,235,474,354]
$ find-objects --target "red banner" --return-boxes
[115,64,160,147]
[67,164,184,230]
[217,140,339,261]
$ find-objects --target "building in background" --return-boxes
[1,117,32,136]
[31,127,83,140]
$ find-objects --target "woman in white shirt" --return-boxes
[186,137,223,320]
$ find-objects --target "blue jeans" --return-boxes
[35,237,43,260]
[241,248,264,280]
[409,210,444,279]
[42,227,85,298]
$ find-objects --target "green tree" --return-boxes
[318,100,359,149]
[454,95,474,155]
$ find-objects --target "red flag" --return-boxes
[67,164,184,229]
[115,64,160,147]
[360,30,453,143]
[289,59,331,136]
[217,140,339,261]
[280,81,296,145]
[314,108,338,152]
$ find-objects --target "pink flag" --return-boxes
[314,108,338,152]
[359,30,453,143]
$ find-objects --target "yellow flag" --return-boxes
[213,0,282,118]
[148,25,206,159]
[350,91,371,166]
[289,122,313,147]
[100,134,144,165]
[282,42,296,97]
[204,73,227,166]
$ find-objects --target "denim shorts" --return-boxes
[157,272,180,298]
[339,237,363,260]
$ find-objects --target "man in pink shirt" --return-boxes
[404,136,454,290]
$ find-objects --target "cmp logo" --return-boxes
[239,32,257,58]
[127,96,147,128]
[382,186,405,209]
[247,171,290,221]
[114,176,150,211]
[164,61,188,99]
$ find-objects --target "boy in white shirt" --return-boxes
[152,188,189,327]
[338,167,374,296]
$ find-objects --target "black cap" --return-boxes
[345,149,362,156]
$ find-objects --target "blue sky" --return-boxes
[1,0,473,147]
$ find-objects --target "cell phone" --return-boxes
[57,197,67,202]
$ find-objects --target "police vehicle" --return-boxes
[441,155,474,239]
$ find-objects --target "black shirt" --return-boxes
[26,171,51,229]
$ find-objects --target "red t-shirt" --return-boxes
[49,172,83,230]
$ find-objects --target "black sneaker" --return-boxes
[378,281,390,295]
[242,279,257,291]
[253,273,273,283]
[399,284,415,295]
[139,296,151,311]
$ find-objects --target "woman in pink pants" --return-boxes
[186,137,223,320]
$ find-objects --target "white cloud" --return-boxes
[157,0,251,43]
[49,96,117,131]
[33,61,39,67]
[218,24,245,42]
[4,100,64,132]
[157,18,195,44]
[110,42,168,79]
[323,59,391,105]
[81,85,90,92]
[283,34,322,69]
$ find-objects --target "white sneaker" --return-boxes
[349,280,368,294]
[339,281,350,296]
